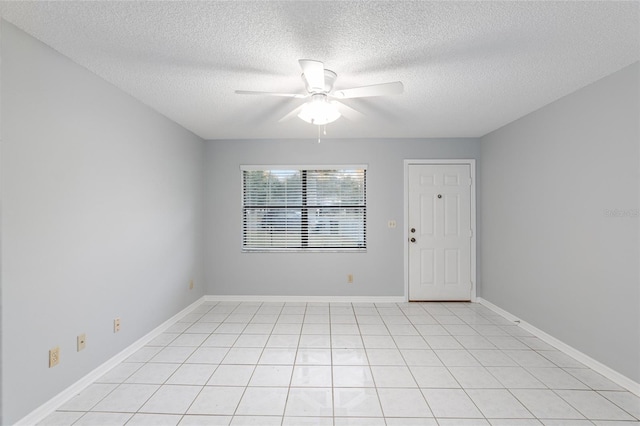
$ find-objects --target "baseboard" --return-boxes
[15,296,207,426]
[477,297,640,397]
[204,294,406,303]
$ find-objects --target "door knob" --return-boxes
[410,237,416,243]
[437,194,442,199]
[410,228,416,233]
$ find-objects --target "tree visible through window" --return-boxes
[242,167,367,250]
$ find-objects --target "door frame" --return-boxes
[403,159,477,302]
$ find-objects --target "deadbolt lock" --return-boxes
[437,194,442,199]
[410,228,416,233]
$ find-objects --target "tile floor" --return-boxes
[40,301,640,426]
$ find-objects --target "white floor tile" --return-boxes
[266,334,300,348]
[334,417,386,425]
[187,386,244,415]
[400,349,443,366]
[393,335,430,349]
[385,418,438,425]
[284,387,333,417]
[332,348,368,365]
[58,383,117,411]
[126,346,163,362]
[178,414,232,425]
[358,324,390,335]
[207,365,255,386]
[565,368,626,391]
[258,348,297,365]
[333,387,383,417]
[527,367,590,390]
[151,347,196,363]
[272,323,302,334]
[291,365,332,387]
[148,333,180,346]
[599,391,640,419]
[371,366,418,387]
[236,387,288,415]
[466,388,533,418]
[469,349,519,367]
[377,388,432,417]
[295,348,332,365]
[92,384,159,412]
[221,347,262,364]
[139,385,201,414]
[37,411,84,425]
[362,335,396,348]
[489,420,542,425]
[45,301,635,426]
[486,366,545,389]
[125,363,180,384]
[242,323,274,334]
[503,350,556,367]
[366,348,406,365]
[422,388,483,418]
[333,365,375,387]
[448,366,503,388]
[74,412,133,425]
[410,366,460,388]
[233,334,269,347]
[202,334,239,347]
[332,335,364,348]
[249,365,293,387]
[230,415,282,425]
[166,364,218,385]
[169,334,209,347]
[510,389,585,419]
[299,334,331,348]
[436,350,481,367]
[555,390,635,421]
[96,362,144,383]
[436,419,489,426]
[188,347,230,364]
[301,323,331,334]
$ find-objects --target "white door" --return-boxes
[408,164,473,301]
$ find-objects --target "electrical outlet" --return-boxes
[49,346,60,368]
[77,334,86,351]
[347,274,354,284]
[189,280,194,290]
[114,317,121,333]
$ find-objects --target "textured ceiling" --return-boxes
[1,1,638,140]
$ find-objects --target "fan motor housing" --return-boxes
[302,69,337,93]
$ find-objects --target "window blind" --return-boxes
[242,167,367,251]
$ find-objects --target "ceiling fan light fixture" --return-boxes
[298,94,341,125]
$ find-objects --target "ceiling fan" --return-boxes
[235,59,404,126]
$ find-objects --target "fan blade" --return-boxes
[299,59,325,92]
[334,101,365,121]
[332,81,404,99]
[278,104,305,122]
[235,90,306,99]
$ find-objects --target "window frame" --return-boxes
[241,165,368,253]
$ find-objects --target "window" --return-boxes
[242,166,367,251]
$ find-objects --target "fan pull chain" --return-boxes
[317,125,321,143]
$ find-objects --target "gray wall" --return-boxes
[1,22,206,424]
[480,63,639,382]
[205,138,480,297]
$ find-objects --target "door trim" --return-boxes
[403,159,477,302]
